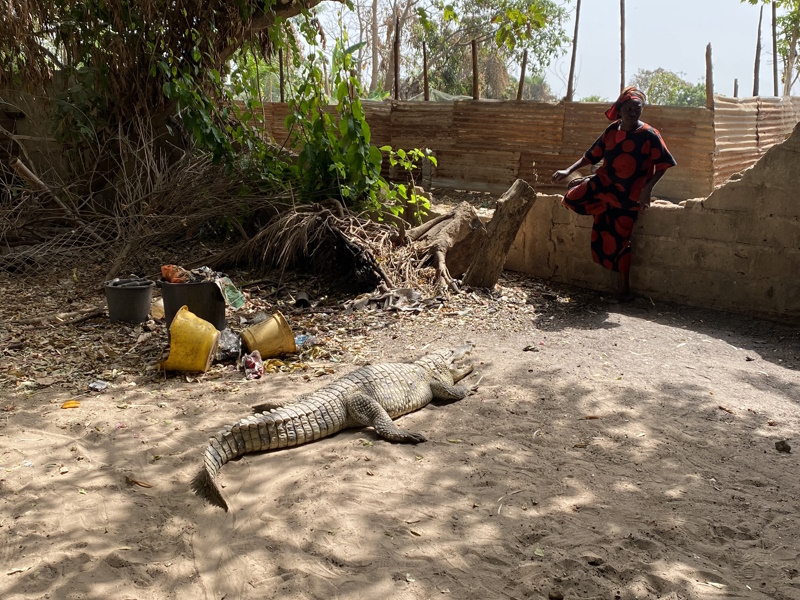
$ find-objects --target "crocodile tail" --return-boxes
[192,465,228,511]
[193,400,345,510]
[192,425,244,512]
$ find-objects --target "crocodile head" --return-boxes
[419,343,474,383]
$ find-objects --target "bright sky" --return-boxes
[545,0,789,101]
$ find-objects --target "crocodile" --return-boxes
[192,343,477,511]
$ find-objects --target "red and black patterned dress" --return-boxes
[562,122,676,274]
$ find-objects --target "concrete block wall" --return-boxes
[505,122,800,321]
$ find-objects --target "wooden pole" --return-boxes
[517,50,528,100]
[772,1,779,96]
[279,48,285,103]
[472,40,479,100]
[620,0,626,92]
[734,78,739,98]
[423,41,430,101]
[754,5,763,96]
[566,0,582,101]
[705,44,714,109]
[394,16,400,100]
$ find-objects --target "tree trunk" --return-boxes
[783,25,799,96]
[566,0,582,101]
[462,179,536,289]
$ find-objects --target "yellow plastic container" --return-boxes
[241,311,296,358]
[159,305,220,372]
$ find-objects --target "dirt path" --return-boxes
[1,273,799,600]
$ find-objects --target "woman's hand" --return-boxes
[639,188,653,212]
[552,169,571,183]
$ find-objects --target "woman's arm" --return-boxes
[639,169,668,210]
[552,156,592,183]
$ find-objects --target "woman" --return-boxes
[552,87,676,302]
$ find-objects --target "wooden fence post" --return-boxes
[517,50,528,100]
[279,48,285,103]
[566,0,582,101]
[706,44,714,109]
[620,0,626,91]
[423,41,430,101]
[753,5,763,96]
[734,78,739,98]
[394,16,400,100]
[772,1,779,96]
[472,40,479,100]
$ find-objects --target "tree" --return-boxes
[743,0,800,95]
[0,1,323,126]
[629,68,706,107]
[401,0,569,99]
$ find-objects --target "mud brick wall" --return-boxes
[505,122,800,321]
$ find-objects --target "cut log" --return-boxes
[462,179,536,289]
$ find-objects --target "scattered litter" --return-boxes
[61,400,81,409]
[294,334,318,350]
[89,381,109,392]
[216,329,242,362]
[7,566,30,575]
[718,406,735,415]
[242,350,264,380]
[294,291,312,308]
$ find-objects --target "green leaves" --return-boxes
[286,42,384,208]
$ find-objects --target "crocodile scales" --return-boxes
[192,343,477,511]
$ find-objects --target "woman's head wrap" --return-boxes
[605,86,647,121]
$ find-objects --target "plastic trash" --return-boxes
[216,328,242,362]
[217,276,246,309]
[89,381,109,392]
[242,350,264,380]
[294,334,317,349]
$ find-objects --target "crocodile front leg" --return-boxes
[348,394,427,443]
[430,380,477,401]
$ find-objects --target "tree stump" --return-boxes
[408,201,487,292]
[408,178,536,292]
[462,179,536,288]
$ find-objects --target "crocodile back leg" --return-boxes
[347,393,427,443]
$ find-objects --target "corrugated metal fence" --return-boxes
[713,96,800,187]
[254,95,800,201]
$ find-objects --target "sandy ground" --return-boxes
[1,273,799,600]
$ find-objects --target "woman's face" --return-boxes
[621,98,643,121]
